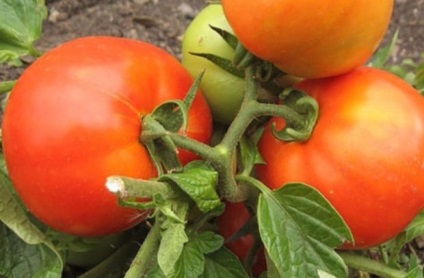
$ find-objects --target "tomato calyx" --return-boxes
[140,72,204,174]
[271,88,319,142]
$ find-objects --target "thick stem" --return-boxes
[339,252,407,278]
[106,176,175,199]
[124,223,161,278]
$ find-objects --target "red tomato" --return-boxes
[221,0,394,78]
[2,36,212,237]
[217,202,266,276]
[256,67,424,249]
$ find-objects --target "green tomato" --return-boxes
[182,4,245,125]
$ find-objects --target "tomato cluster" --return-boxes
[2,0,424,277]
[182,0,424,252]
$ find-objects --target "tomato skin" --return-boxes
[2,36,212,237]
[256,67,424,249]
[217,202,266,276]
[221,0,394,78]
[182,4,245,124]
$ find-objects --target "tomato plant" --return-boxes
[182,3,245,124]
[221,0,394,78]
[1,36,212,237]
[257,66,424,249]
[217,202,266,276]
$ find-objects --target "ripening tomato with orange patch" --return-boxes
[2,36,212,237]
[257,67,424,249]
[221,0,394,78]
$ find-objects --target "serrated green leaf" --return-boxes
[0,0,46,65]
[257,183,351,278]
[192,231,223,255]
[0,223,62,278]
[158,223,188,276]
[159,161,223,213]
[203,247,249,278]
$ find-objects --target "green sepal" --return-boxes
[189,52,244,78]
[271,88,319,142]
[209,24,239,50]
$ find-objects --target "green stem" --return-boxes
[124,222,161,278]
[338,252,407,278]
[106,176,176,199]
[235,174,272,195]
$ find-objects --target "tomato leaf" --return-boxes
[159,161,223,214]
[387,211,424,266]
[0,223,62,278]
[147,231,226,278]
[194,231,223,254]
[0,173,64,276]
[0,172,43,244]
[158,223,188,276]
[257,183,352,278]
[0,0,46,65]
[202,247,249,278]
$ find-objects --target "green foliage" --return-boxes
[0,0,46,65]
[257,183,352,278]
[0,173,63,278]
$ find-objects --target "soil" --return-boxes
[1,0,424,82]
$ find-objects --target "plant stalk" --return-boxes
[124,222,161,278]
[339,252,407,278]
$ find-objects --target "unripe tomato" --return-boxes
[2,36,212,237]
[182,4,245,124]
[221,0,394,78]
[257,67,424,249]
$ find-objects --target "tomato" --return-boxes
[256,67,424,249]
[182,4,245,124]
[221,0,394,78]
[2,36,212,237]
[217,202,266,276]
